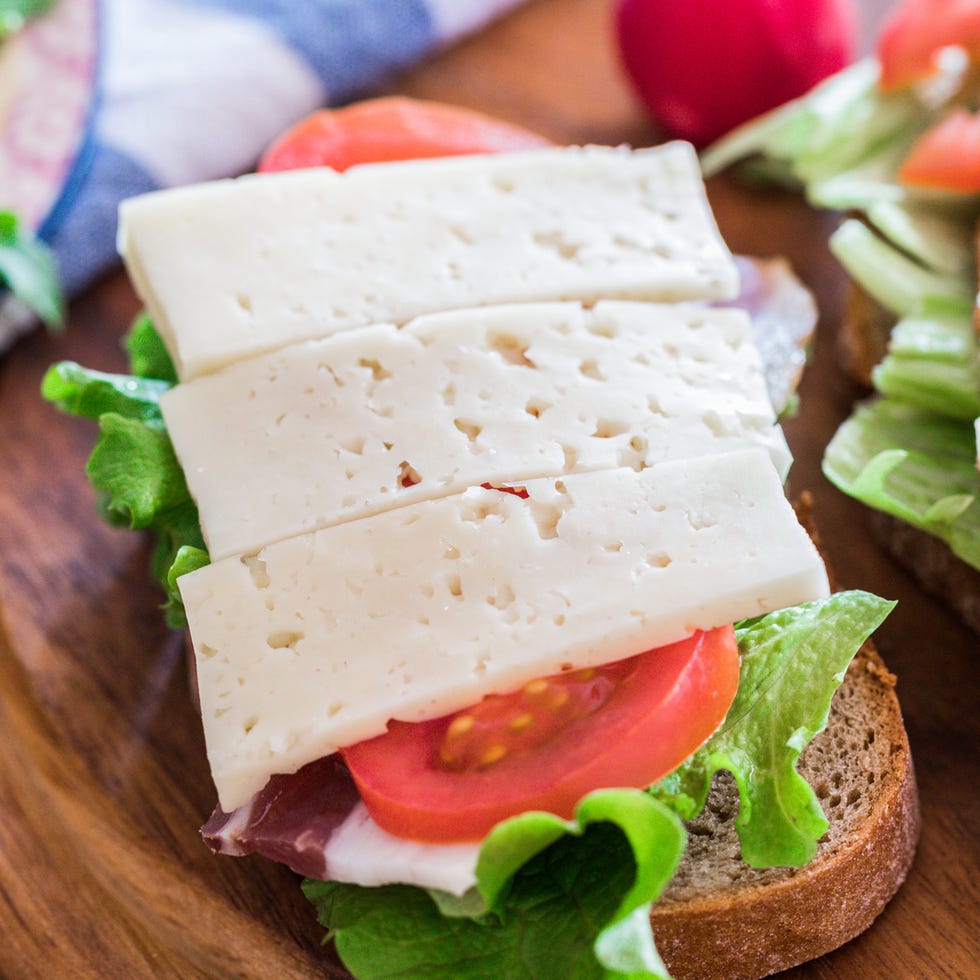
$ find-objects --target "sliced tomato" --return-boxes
[258,96,550,174]
[877,0,980,91]
[342,627,739,843]
[898,108,980,192]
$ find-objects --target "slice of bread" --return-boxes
[868,510,980,633]
[649,636,918,980]
[838,280,896,388]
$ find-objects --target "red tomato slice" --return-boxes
[898,107,980,192]
[342,627,740,843]
[877,0,980,91]
[259,96,550,173]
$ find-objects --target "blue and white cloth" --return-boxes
[0,0,525,345]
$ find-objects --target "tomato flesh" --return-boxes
[342,627,740,843]
[898,107,980,192]
[877,0,980,91]
[259,96,550,174]
[438,660,636,773]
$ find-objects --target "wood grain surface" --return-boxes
[1,1,977,977]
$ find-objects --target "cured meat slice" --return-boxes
[201,755,360,880]
[724,255,817,414]
[202,755,481,894]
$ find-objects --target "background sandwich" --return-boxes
[702,0,980,632]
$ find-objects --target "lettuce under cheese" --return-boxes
[42,319,206,626]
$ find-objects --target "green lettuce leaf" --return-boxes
[305,790,684,980]
[41,361,170,424]
[87,413,190,528]
[701,60,927,186]
[42,320,206,625]
[824,399,980,570]
[828,219,974,318]
[163,544,210,627]
[651,591,893,866]
[0,209,63,326]
[85,413,207,625]
[872,307,980,421]
[125,312,178,382]
[862,200,977,278]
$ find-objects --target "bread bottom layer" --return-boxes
[649,639,919,980]
[869,511,980,634]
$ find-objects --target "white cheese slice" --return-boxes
[119,143,739,380]
[163,300,791,561]
[181,450,829,812]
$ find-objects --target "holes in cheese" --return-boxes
[162,301,791,560]
[118,144,738,380]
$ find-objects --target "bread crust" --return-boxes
[649,640,919,980]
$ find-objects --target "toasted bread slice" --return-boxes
[650,636,918,980]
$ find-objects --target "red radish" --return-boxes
[615,0,858,147]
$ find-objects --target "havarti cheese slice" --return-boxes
[119,143,738,380]
[162,300,791,560]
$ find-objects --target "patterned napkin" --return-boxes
[0,0,526,346]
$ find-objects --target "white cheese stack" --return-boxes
[116,142,830,817]
[162,300,791,560]
[118,143,739,379]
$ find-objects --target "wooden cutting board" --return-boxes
[0,1,976,977]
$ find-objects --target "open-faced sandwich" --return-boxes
[43,99,918,980]
[703,0,980,633]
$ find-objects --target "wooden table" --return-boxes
[0,1,976,977]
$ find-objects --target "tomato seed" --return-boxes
[508,712,535,733]
[480,744,508,767]
[446,714,475,738]
[436,655,641,773]
[549,689,570,710]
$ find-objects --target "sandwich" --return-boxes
[701,0,980,632]
[42,107,917,979]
